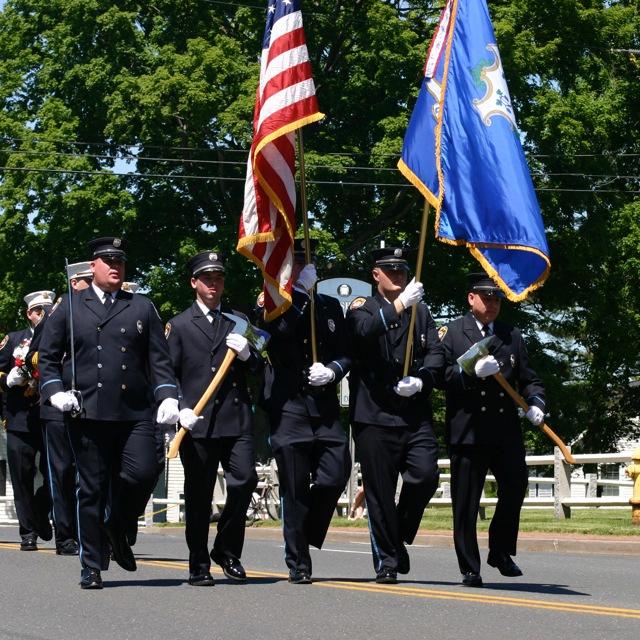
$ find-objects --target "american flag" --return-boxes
[237,0,324,321]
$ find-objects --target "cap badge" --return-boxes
[209,252,217,262]
[394,248,402,257]
[113,238,122,248]
[42,292,51,301]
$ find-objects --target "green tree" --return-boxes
[0,0,638,451]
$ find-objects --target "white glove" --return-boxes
[474,354,500,378]
[308,362,335,386]
[226,332,250,361]
[394,376,423,397]
[179,408,203,431]
[50,391,80,413]
[6,366,27,388]
[295,264,317,292]
[156,397,180,425]
[397,278,424,309]
[526,406,545,426]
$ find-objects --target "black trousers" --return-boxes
[449,442,529,575]
[68,418,159,571]
[6,429,51,540]
[270,411,351,573]
[43,417,77,546]
[180,434,257,576]
[353,422,439,573]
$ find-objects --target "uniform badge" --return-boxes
[349,297,366,310]
[256,291,265,308]
[50,297,62,315]
[137,320,143,334]
[420,333,426,348]
[437,326,448,341]
[0,335,7,351]
[328,319,336,333]
[164,322,172,339]
[510,354,516,367]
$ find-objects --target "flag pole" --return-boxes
[403,201,430,376]
[296,129,318,362]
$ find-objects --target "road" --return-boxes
[0,525,637,640]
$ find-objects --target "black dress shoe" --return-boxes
[397,544,410,575]
[375,568,398,584]
[36,518,53,542]
[210,551,247,582]
[462,572,483,587]
[56,540,79,556]
[188,572,215,586]
[80,568,103,590]
[487,551,523,577]
[288,569,312,584]
[20,535,38,551]
[103,520,136,572]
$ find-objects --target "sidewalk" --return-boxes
[240,525,640,556]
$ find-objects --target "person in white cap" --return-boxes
[0,290,55,551]
[66,261,93,292]
[38,236,180,590]
[31,262,94,556]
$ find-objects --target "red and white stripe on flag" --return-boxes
[237,0,324,321]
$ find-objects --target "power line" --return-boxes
[2,136,639,160]
[2,149,640,181]
[1,165,638,194]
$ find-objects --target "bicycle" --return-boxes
[246,461,281,523]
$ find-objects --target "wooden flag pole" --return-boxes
[403,201,430,376]
[296,129,318,362]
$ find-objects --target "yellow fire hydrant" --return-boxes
[625,448,640,526]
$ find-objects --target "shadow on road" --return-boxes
[312,577,589,597]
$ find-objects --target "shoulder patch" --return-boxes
[349,297,366,310]
[164,322,172,339]
[437,325,448,341]
[0,335,7,351]
[256,291,265,309]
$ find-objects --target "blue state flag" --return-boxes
[398,0,550,301]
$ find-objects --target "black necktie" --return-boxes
[103,295,113,309]
[482,324,491,337]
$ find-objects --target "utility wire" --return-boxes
[1,165,638,193]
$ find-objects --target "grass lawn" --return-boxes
[325,507,640,536]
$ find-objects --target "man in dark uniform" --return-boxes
[0,291,55,551]
[166,250,260,586]
[259,239,351,584]
[31,262,93,556]
[346,247,443,584]
[38,237,180,589]
[440,272,545,587]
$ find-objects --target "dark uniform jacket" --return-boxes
[346,293,443,427]
[441,311,545,445]
[166,302,261,438]
[38,288,178,421]
[259,289,349,419]
[0,329,39,433]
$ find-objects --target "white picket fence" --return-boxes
[0,448,635,527]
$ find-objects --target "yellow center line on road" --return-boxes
[140,558,640,620]
[4,543,640,620]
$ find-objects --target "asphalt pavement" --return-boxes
[0,524,638,640]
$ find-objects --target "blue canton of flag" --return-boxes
[398,0,550,301]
